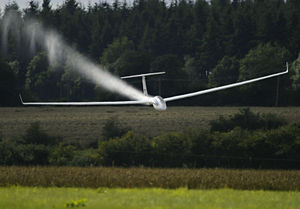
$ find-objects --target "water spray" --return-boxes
[1,11,152,103]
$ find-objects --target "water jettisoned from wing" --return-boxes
[1,11,152,104]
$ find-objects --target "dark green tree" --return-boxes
[291,53,300,90]
[239,43,291,105]
[198,13,224,71]
[23,1,40,20]
[0,58,17,106]
[100,36,134,66]
[286,0,300,58]
[231,0,255,58]
[40,0,53,26]
[290,53,300,104]
[239,43,290,79]
[112,50,151,76]
[25,51,48,99]
[209,56,239,87]
[150,54,186,96]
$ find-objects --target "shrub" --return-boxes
[99,131,152,166]
[11,122,63,165]
[49,143,76,166]
[152,132,193,167]
[101,117,131,141]
[0,138,52,166]
[0,138,23,165]
[71,149,100,166]
[23,122,60,145]
[210,108,287,132]
[211,127,245,156]
[246,125,300,160]
[19,144,51,165]
[209,124,300,169]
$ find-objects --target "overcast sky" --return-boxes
[0,0,130,12]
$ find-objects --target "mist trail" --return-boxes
[2,12,152,103]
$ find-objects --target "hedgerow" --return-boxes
[0,109,299,169]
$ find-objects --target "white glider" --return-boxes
[20,63,289,111]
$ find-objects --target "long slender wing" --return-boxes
[19,95,150,106]
[164,65,288,102]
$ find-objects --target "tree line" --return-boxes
[1,108,299,168]
[0,0,300,106]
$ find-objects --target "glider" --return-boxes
[20,63,289,111]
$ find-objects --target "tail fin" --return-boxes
[121,72,165,96]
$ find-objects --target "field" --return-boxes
[1,107,300,208]
[1,106,299,145]
[1,166,300,208]
[1,167,299,190]
[1,187,300,209]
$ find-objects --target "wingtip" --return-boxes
[19,94,24,104]
[286,62,289,73]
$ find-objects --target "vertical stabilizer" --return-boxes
[142,76,148,96]
[121,72,165,96]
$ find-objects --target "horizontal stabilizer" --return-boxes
[121,72,165,79]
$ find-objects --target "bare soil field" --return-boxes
[0,106,299,145]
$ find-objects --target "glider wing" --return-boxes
[164,64,288,102]
[19,95,150,106]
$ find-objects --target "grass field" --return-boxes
[0,106,299,145]
[0,186,299,209]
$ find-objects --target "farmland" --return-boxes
[1,106,300,208]
[0,166,299,209]
[0,106,299,146]
[0,167,299,190]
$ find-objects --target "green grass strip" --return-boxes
[0,187,299,209]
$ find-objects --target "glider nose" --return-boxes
[152,96,167,111]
